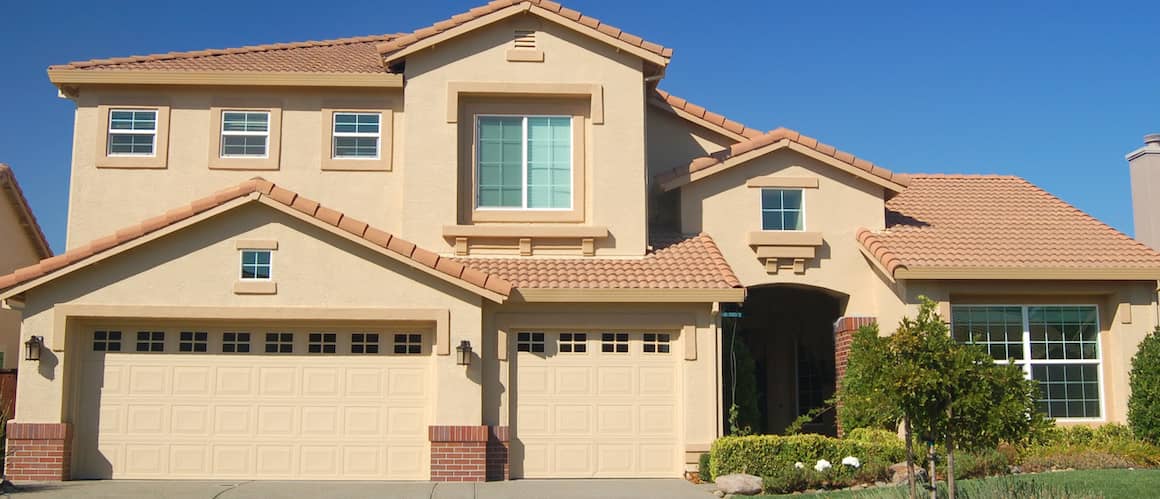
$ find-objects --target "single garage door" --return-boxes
[74,326,431,480]
[513,330,682,478]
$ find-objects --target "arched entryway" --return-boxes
[723,285,845,436]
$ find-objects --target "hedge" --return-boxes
[709,433,906,478]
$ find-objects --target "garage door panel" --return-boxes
[301,406,340,435]
[554,367,593,395]
[128,366,168,395]
[638,405,677,435]
[258,367,297,396]
[639,444,678,473]
[212,445,253,475]
[300,446,340,476]
[256,406,295,435]
[213,406,252,435]
[170,445,210,475]
[596,367,633,395]
[554,444,592,473]
[554,405,594,435]
[256,446,294,474]
[215,367,254,395]
[386,445,425,475]
[345,369,384,396]
[125,444,167,475]
[126,404,166,434]
[639,367,677,395]
[342,446,384,476]
[172,366,212,395]
[171,405,211,435]
[386,407,424,437]
[596,405,633,434]
[343,406,382,436]
[596,444,633,474]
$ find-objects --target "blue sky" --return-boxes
[1,0,1157,253]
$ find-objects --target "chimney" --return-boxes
[1128,134,1160,250]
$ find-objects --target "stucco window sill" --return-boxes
[234,281,277,295]
[443,224,609,257]
[747,231,824,274]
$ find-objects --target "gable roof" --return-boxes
[655,127,911,193]
[649,89,765,142]
[0,179,512,302]
[856,175,1160,280]
[0,164,52,260]
[376,0,672,70]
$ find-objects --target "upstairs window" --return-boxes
[761,188,804,231]
[240,250,272,280]
[220,111,270,158]
[332,112,381,159]
[108,109,157,156]
[476,116,572,210]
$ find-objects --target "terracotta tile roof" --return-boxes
[0,178,512,298]
[50,34,401,73]
[856,175,1160,275]
[0,164,52,260]
[453,233,741,289]
[376,0,673,65]
[655,127,911,191]
[650,89,764,140]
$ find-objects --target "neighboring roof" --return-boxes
[0,164,52,260]
[857,175,1160,280]
[455,233,741,290]
[49,34,401,73]
[649,89,764,142]
[377,0,672,69]
[656,127,912,193]
[0,178,512,301]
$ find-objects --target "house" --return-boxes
[2,0,1159,483]
[0,164,52,369]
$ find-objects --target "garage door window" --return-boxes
[351,333,380,354]
[265,332,293,353]
[308,333,337,354]
[93,330,123,352]
[601,333,629,353]
[393,333,422,354]
[136,331,165,352]
[222,332,251,353]
[558,333,587,353]
[642,333,671,354]
[179,331,208,352]
[517,332,545,353]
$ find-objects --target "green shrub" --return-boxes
[1019,422,1160,470]
[698,452,712,482]
[837,324,902,432]
[1130,327,1160,443]
[709,433,905,478]
[847,427,902,447]
[761,466,811,494]
[947,448,1010,480]
[1021,448,1134,472]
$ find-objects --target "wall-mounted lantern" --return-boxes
[24,335,43,362]
[456,340,472,366]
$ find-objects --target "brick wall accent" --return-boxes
[429,425,509,482]
[833,316,876,437]
[5,422,72,481]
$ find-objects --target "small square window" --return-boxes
[351,333,380,354]
[179,331,208,353]
[223,332,251,353]
[643,333,671,354]
[601,333,629,353]
[93,330,123,352]
[265,332,293,353]
[517,332,545,353]
[241,250,272,280]
[761,188,804,231]
[393,333,422,354]
[559,333,587,353]
[136,331,165,352]
[308,333,337,354]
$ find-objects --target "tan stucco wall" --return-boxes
[645,107,732,177]
[401,14,648,256]
[15,202,484,423]
[1,190,46,368]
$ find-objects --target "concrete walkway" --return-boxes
[4,479,716,499]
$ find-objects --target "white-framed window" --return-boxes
[516,332,545,353]
[351,333,380,354]
[558,332,587,353]
[240,250,272,280]
[601,332,629,353]
[476,115,572,210]
[308,332,337,354]
[93,330,123,352]
[220,111,270,158]
[393,333,422,354]
[108,109,158,156]
[761,188,804,231]
[222,332,251,353]
[179,331,208,353]
[642,333,671,354]
[136,331,165,352]
[951,305,1103,420]
[332,112,381,159]
[265,332,293,353]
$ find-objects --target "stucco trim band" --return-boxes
[446,81,604,124]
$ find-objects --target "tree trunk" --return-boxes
[905,416,917,499]
[927,441,937,499]
[946,407,956,499]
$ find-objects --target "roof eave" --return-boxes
[893,267,1160,281]
[47,69,403,89]
[512,287,746,303]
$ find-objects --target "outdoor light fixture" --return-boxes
[24,335,43,362]
[456,340,472,366]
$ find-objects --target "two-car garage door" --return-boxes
[74,327,432,480]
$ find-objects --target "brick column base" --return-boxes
[5,422,72,481]
[833,317,876,437]
[429,425,509,482]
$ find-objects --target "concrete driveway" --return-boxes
[4,479,716,499]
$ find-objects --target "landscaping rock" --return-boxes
[714,473,763,495]
[889,462,927,485]
[713,490,725,498]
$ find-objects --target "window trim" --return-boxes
[321,105,394,171]
[96,103,171,169]
[951,303,1106,422]
[760,188,806,232]
[474,114,575,212]
[208,104,282,171]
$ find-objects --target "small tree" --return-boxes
[1129,327,1160,443]
[837,324,902,432]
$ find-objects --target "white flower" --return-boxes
[842,456,861,468]
[814,459,832,472]
[794,462,804,469]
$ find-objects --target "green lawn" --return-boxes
[762,469,1160,499]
